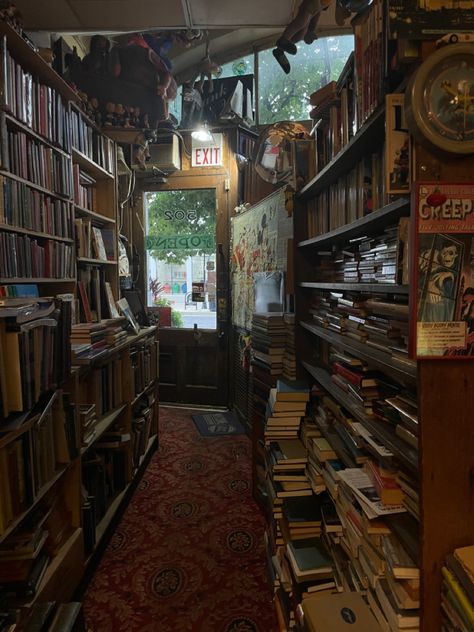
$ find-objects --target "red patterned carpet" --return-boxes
[82,406,278,632]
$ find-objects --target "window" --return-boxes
[258,35,354,124]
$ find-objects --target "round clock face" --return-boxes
[405,43,474,154]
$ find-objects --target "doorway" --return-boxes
[144,187,229,407]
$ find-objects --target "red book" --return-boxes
[364,461,403,506]
[332,362,377,389]
[78,281,93,324]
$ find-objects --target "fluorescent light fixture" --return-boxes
[191,123,213,142]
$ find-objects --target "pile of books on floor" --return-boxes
[442,545,474,631]
[308,383,421,632]
[282,313,297,380]
[264,379,310,445]
[251,312,286,378]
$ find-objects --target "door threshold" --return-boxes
[160,402,229,412]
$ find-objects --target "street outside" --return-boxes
[161,292,217,329]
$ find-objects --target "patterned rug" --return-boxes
[82,406,278,632]
[192,410,246,436]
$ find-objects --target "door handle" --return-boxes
[218,330,225,339]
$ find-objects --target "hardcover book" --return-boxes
[411,182,474,358]
[385,94,411,195]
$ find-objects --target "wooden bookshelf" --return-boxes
[302,362,418,472]
[74,205,116,225]
[0,21,77,102]
[297,198,410,249]
[0,27,159,620]
[298,281,410,294]
[72,148,114,181]
[300,321,416,384]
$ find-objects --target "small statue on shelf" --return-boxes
[104,102,116,126]
[0,1,23,33]
[114,103,126,127]
[132,106,141,128]
[89,97,102,126]
[123,105,134,128]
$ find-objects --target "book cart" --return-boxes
[0,19,159,624]
[289,5,474,632]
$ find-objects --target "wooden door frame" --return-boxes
[131,133,237,406]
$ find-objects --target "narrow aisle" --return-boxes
[82,407,278,632]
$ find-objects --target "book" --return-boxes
[275,378,310,402]
[91,227,107,261]
[117,297,140,335]
[302,590,381,631]
[286,537,333,582]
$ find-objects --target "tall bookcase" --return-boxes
[289,12,474,632]
[0,19,159,624]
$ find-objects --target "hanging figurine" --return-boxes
[272,0,332,74]
[192,34,221,94]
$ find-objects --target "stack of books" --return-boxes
[442,545,474,631]
[282,313,297,380]
[264,380,310,445]
[71,322,107,363]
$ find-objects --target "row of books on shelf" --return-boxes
[442,545,474,632]
[70,109,114,174]
[0,297,72,420]
[262,375,421,631]
[130,338,157,400]
[0,232,74,279]
[72,165,97,211]
[74,221,114,262]
[132,398,154,469]
[0,390,77,536]
[0,176,72,239]
[306,149,390,236]
[4,130,71,198]
[2,39,71,152]
[309,290,413,369]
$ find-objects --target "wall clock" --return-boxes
[405,43,474,155]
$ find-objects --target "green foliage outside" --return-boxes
[258,35,354,124]
[146,189,216,265]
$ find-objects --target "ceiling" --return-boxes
[16,0,349,80]
[15,0,345,33]
[15,0,297,32]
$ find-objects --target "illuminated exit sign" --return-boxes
[191,133,223,167]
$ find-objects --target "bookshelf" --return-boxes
[0,19,160,625]
[274,4,474,631]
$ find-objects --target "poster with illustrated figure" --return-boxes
[231,187,292,330]
[413,182,474,358]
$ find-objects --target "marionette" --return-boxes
[273,0,331,74]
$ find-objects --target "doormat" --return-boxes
[192,411,245,436]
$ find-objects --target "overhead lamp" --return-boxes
[191,122,213,142]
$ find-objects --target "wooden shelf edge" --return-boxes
[131,381,156,407]
[0,277,75,283]
[72,148,114,180]
[299,320,417,383]
[299,282,409,294]
[74,205,116,224]
[77,257,118,266]
[4,112,71,157]
[24,528,83,607]
[301,361,419,472]
[0,464,71,543]
[0,223,73,243]
[298,106,385,200]
[0,169,72,201]
[297,198,410,248]
[72,326,157,368]
[0,21,78,102]
[80,404,127,455]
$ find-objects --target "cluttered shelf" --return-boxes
[297,198,410,249]
[72,148,114,181]
[299,282,409,295]
[298,106,385,201]
[80,405,127,456]
[301,361,418,473]
[4,113,71,158]
[0,21,77,102]
[0,169,72,202]
[74,205,116,225]
[77,257,117,266]
[300,321,416,384]
[0,223,74,244]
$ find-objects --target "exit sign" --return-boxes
[191,133,223,167]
